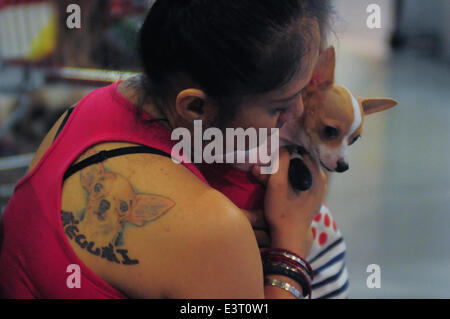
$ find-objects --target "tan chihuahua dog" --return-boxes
[282,46,398,174]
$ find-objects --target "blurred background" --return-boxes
[0,0,449,298]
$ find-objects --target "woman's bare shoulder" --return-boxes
[108,186,262,299]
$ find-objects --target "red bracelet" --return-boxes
[262,254,312,282]
[261,248,313,277]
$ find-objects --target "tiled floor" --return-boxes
[327,47,450,298]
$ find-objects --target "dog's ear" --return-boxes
[307,46,336,92]
[79,148,105,190]
[359,98,398,115]
[124,194,175,226]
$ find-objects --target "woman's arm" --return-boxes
[115,188,310,299]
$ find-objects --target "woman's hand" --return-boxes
[242,208,315,257]
[251,148,327,256]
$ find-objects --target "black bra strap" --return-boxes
[54,106,76,142]
[63,146,173,181]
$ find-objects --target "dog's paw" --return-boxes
[288,156,313,192]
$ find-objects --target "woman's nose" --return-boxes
[295,96,305,118]
[280,97,304,124]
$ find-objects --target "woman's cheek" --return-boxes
[260,112,280,129]
[229,110,279,133]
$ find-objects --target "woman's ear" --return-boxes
[307,46,336,92]
[175,89,216,124]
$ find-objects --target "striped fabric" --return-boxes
[307,205,349,299]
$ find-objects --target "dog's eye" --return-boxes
[324,126,339,140]
[119,201,129,213]
[94,183,103,193]
[349,135,361,146]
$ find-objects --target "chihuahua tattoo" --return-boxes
[62,149,175,265]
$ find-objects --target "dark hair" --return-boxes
[138,0,332,126]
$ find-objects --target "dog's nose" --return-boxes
[99,199,111,213]
[335,161,349,173]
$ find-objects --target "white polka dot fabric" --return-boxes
[307,205,349,299]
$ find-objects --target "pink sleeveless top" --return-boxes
[199,163,265,211]
[0,82,208,298]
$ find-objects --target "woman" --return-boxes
[0,0,331,298]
